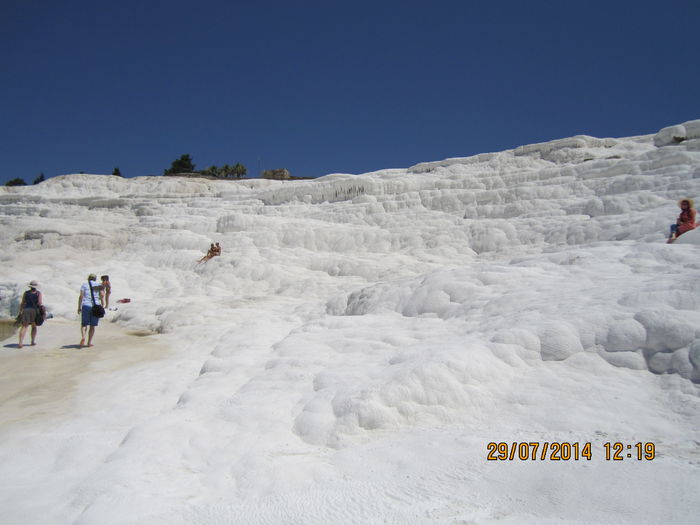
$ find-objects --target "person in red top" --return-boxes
[668,198,697,243]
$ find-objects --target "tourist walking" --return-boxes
[77,273,103,348]
[18,280,43,348]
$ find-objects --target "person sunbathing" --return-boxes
[197,243,216,263]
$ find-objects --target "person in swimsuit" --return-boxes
[101,275,112,309]
[198,243,216,263]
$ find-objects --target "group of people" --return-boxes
[14,202,696,349]
[17,274,111,349]
[197,242,222,263]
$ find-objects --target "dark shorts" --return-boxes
[81,305,100,327]
[20,308,37,325]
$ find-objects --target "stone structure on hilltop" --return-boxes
[261,169,292,180]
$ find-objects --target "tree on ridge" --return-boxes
[164,154,196,175]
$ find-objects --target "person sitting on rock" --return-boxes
[198,243,216,263]
[668,198,697,243]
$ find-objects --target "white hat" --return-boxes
[29,280,39,288]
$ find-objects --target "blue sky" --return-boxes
[2,0,699,184]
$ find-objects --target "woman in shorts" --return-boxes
[77,273,102,348]
[18,280,43,348]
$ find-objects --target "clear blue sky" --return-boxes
[2,0,699,184]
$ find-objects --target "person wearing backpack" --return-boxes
[18,280,43,348]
